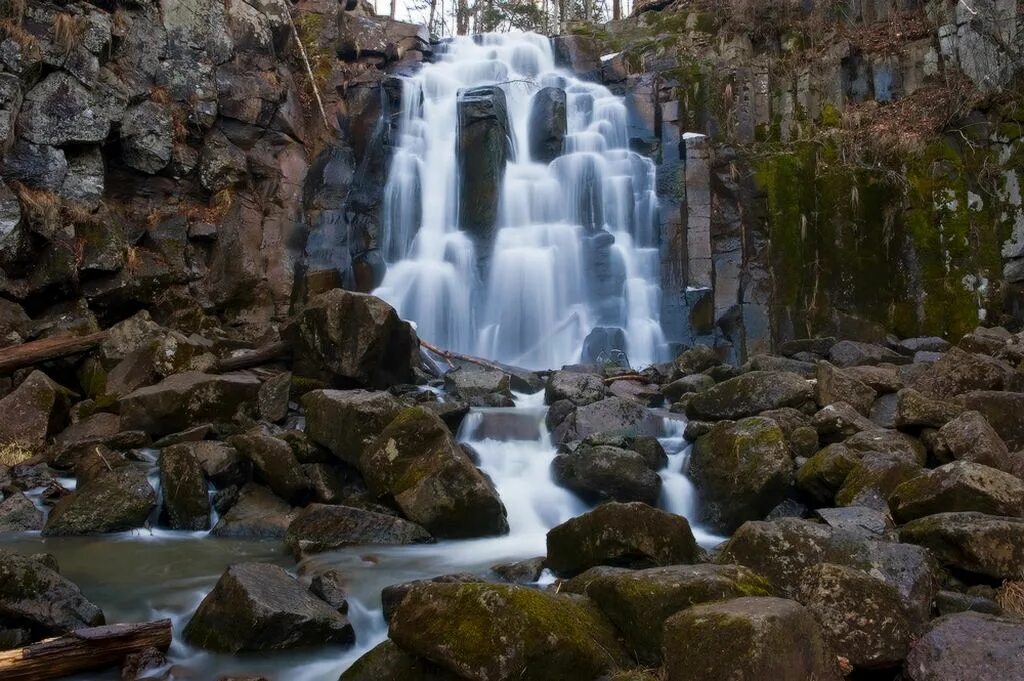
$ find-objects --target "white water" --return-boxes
[374,32,668,369]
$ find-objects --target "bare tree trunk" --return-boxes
[427,0,437,35]
[457,0,468,34]
[390,0,397,18]
[612,0,620,20]
[558,0,565,28]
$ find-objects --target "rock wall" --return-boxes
[557,0,1024,360]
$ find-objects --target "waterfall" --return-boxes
[373,32,669,370]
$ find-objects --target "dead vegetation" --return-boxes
[0,442,33,467]
[997,580,1024,617]
[52,12,85,55]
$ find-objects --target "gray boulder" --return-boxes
[890,461,1024,523]
[552,444,662,505]
[0,550,104,638]
[686,371,813,421]
[899,512,1024,580]
[119,372,261,436]
[545,371,605,406]
[303,389,403,465]
[528,87,566,163]
[43,467,156,536]
[158,445,210,530]
[905,611,1024,681]
[284,504,432,557]
[120,101,173,174]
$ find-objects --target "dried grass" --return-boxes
[0,442,33,467]
[53,12,85,55]
[12,182,61,225]
[997,580,1024,617]
[0,18,40,54]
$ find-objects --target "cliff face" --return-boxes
[0,0,425,343]
[558,0,1024,360]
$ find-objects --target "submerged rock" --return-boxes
[284,504,432,557]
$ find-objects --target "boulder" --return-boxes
[158,445,210,530]
[899,512,1024,580]
[607,379,661,406]
[956,391,1024,450]
[360,407,508,538]
[283,289,418,388]
[302,389,402,466]
[0,550,104,638]
[443,367,513,407]
[672,344,720,377]
[748,354,816,378]
[828,340,907,367]
[663,374,715,402]
[843,429,927,465]
[19,72,116,146]
[177,441,249,488]
[339,640,461,681]
[936,410,1012,471]
[911,347,1018,399]
[546,502,700,576]
[0,370,72,449]
[184,562,354,652]
[686,371,813,421]
[563,563,770,664]
[662,597,841,681]
[834,455,922,509]
[869,393,898,428]
[119,372,261,436]
[229,432,310,504]
[811,402,876,441]
[904,611,1024,681]
[210,483,296,539]
[553,396,660,444]
[889,462,1024,523]
[544,371,605,406]
[689,417,794,533]
[0,491,43,531]
[816,361,876,415]
[815,506,895,541]
[120,101,173,174]
[797,443,861,504]
[528,86,566,163]
[895,388,962,428]
[842,364,903,393]
[551,444,662,505]
[257,371,291,423]
[284,504,432,557]
[389,582,630,681]
[43,467,156,536]
[457,86,510,250]
[381,574,485,623]
[797,563,912,669]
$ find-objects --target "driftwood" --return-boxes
[213,340,291,373]
[603,373,652,384]
[0,331,109,375]
[0,619,172,681]
[420,339,512,375]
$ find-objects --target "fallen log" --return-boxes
[213,340,290,373]
[603,373,652,384]
[0,330,109,375]
[420,339,509,374]
[0,619,172,681]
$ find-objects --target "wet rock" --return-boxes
[816,361,876,415]
[844,429,926,465]
[577,432,667,470]
[0,549,104,638]
[119,372,261,436]
[905,612,1024,681]
[936,410,1012,471]
[528,86,566,163]
[443,367,514,407]
[899,512,1024,580]
[552,444,662,505]
[381,573,485,623]
[686,371,813,421]
[563,563,770,664]
[257,371,291,423]
[0,370,72,450]
[956,391,1024,450]
[834,454,921,509]
[72,446,129,487]
[283,289,419,388]
[120,101,173,174]
[797,562,912,669]
[796,444,860,505]
[457,86,510,251]
[184,562,354,652]
[911,347,1018,399]
[663,374,715,402]
[339,640,461,681]
[815,506,894,541]
[303,389,402,466]
[554,396,661,444]
[828,340,907,367]
[178,440,250,489]
[158,445,211,530]
[672,344,720,377]
[890,462,1024,523]
[229,432,310,504]
[210,483,295,538]
[120,646,168,681]
[689,416,793,533]
[43,467,156,536]
[389,582,630,681]
[491,557,545,584]
[546,501,700,576]
[545,371,605,406]
[662,597,841,681]
[811,402,876,441]
[360,407,508,538]
[284,504,432,557]
[0,491,42,531]
[607,379,661,406]
[306,568,349,614]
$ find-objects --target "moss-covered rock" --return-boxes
[552,444,662,505]
[816,361,876,415]
[158,444,210,530]
[910,348,1018,400]
[553,396,662,444]
[796,444,860,505]
[302,389,403,466]
[284,503,432,557]
[905,612,1024,681]
[935,410,1013,472]
[834,454,922,509]
[43,466,156,536]
[0,370,73,449]
[899,512,1024,580]
[545,371,606,406]
[0,549,104,639]
[890,461,1024,524]
[388,582,630,681]
[339,640,462,681]
[895,387,963,428]
[686,371,813,421]
[118,371,261,436]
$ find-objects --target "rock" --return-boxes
[284,504,432,557]
[119,372,261,436]
[796,444,860,505]
[747,354,815,378]
[528,86,566,163]
[842,365,903,393]
[303,463,350,503]
[934,589,1002,616]
[257,371,291,423]
[184,562,354,652]
[545,371,605,406]
[360,407,508,538]
[563,563,770,664]
[457,86,510,250]
[19,72,117,145]
[797,563,912,669]
[663,374,715,402]
[834,454,921,508]
[816,361,876,415]
[443,367,513,407]
[607,379,661,406]
[869,393,898,427]
[889,462,1024,523]
[662,597,841,681]
[73,445,128,487]
[843,429,926,465]
[61,146,104,207]
[2,140,67,191]
[0,491,43,531]
[491,557,545,584]
[899,337,950,354]
[283,289,419,388]
[546,502,700,576]
[956,391,1024,450]
[811,402,877,441]
[828,340,907,367]
[672,344,720,377]
[899,512,1024,580]
[120,101,173,174]
[303,389,403,466]
[911,347,1018,399]
[306,568,349,614]
[689,416,793,533]
[552,444,662,505]
[905,612,1024,681]
[177,441,249,488]
[936,410,1012,471]
[381,574,485,623]
[0,370,72,449]
[210,483,295,538]
[229,432,310,504]
[553,396,661,444]
[895,388,963,427]
[158,445,210,530]
[43,467,156,536]
[389,582,629,681]
[120,646,167,681]
[0,549,104,638]
[815,506,894,541]
[780,337,837,357]
[339,640,461,681]
[197,128,246,192]
[687,371,813,421]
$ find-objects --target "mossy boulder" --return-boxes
[689,416,794,533]
[184,562,354,652]
[843,429,927,465]
[935,410,1012,471]
[662,597,841,681]
[381,573,485,623]
[0,549,104,639]
[229,431,311,504]
[360,407,508,538]
[956,390,1024,450]
[284,503,432,557]
[158,445,210,530]
[545,371,606,406]
[895,388,962,428]
[889,461,1024,523]
[388,582,630,681]
[0,491,43,532]
[898,512,1024,580]
[796,444,860,505]
[553,396,661,444]
[0,370,73,449]
[672,344,720,377]
[339,640,462,681]
[552,444,662,505]
[905,612,1024,681]
[119,372,261,436]
[834,455,922,509]
[910,348,1018,400]
[563,563,771,664]
[303,389,403,466]
[443,367,513,407]
[686,371,813,421]
[811,402,876,441]
[43,467,156,536]
[546,501,700,576]
[816,361,876,415]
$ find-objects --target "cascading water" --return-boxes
[374,32,668,370]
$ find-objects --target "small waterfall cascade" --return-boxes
[373,32,668,370]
